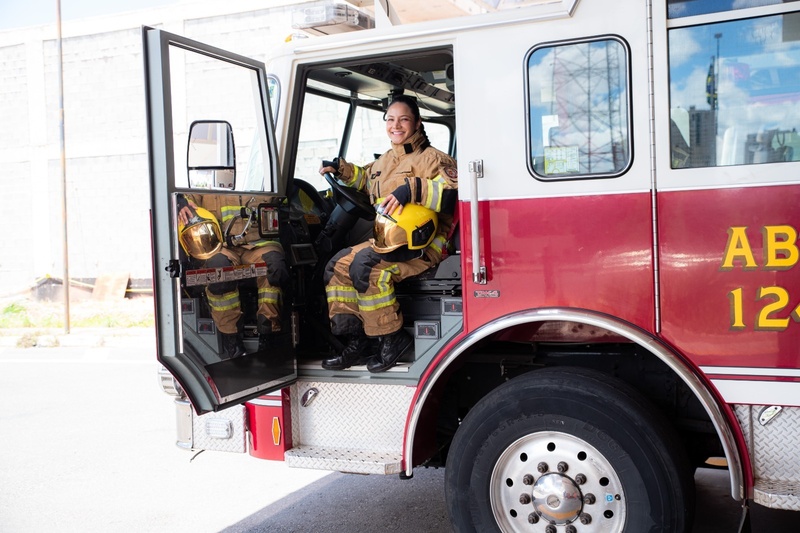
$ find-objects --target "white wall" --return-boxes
[0,1,305,297]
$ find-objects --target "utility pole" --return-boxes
[56,0,71,333]
[715,32,722,110]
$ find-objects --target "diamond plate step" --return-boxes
[285,445,402,475]
[754,480,800,511]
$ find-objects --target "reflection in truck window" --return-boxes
[668,12,800,168]
[668,0,800,19]
[527,37,631,179]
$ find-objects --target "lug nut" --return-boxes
[557,461,569,473]
[537,462,549,473]
[527,513,539,524]
[584,493,596,505]
[545,526,557,533]
[574,473,586,485]
[522,474,534,485]
[519,493,532,505]
[565,526,577,533]
[579,513,592,525]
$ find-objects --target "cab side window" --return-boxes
[526,37,632,180]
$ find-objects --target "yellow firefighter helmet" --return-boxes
[373,202,438,253]
[178,207,223,260]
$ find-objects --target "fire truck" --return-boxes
[142,0,800,530]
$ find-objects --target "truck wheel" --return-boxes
[444,367,694,532]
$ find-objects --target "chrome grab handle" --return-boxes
[468,160,487,285]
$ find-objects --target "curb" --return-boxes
[0,327,156,349]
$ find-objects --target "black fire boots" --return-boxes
[221,332,246,359]
[322,334,379,370]
[367,328,413,373]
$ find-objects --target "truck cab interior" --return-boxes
[177,45,461,384]
[286,47,460,379]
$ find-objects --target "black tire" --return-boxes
[444,367,694,533]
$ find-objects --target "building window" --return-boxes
[527,37,631,180]
[668,12,800,168]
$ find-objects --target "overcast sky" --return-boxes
[0,0,180,30]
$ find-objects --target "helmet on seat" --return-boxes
[373,202,438,253]
[178,207,223,260]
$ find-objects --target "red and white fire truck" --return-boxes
[143,0,800,530]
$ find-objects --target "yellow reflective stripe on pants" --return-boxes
[258,286,281,305]
[357,266,398,312]
[206,289,240,312]
[326,285,358,304]
[251,239,279,248]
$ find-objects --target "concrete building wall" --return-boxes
[0,1,304,297]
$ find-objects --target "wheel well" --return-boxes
[413,320,727,475]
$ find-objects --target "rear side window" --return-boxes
[668,0,800,19]
[668,12,800,168]
[526,37,632,180]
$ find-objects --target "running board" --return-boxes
[753,480,800,511]
[285,445,402,475]
[735,405,800,511]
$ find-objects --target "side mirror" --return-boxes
[187,120,236,189]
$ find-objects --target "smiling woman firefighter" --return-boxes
[319,94,458,373]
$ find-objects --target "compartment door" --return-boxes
[143,27,295,414]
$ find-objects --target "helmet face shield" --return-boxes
[179,207,223,259]
[372,203,438,253]
[373,214,406,253]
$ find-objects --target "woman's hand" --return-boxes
[380,182,411,216]
[379,194,404,217]
[319,158,340,176]
[178,200,198,226]
[319,165,337,176]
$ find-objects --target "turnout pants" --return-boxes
[325,241,436,337]
[204,243,286,335]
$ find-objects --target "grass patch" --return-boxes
[0,297,155,330]
[16,331,59,348]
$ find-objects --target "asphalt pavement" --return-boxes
[0,327,798,532]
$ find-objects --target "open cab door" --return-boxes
[143,27,295,415]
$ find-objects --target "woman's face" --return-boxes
[385,102,421,145]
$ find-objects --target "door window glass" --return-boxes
[527,38,631,179]
[294,95,455,192]
[293,92,351,191]
[168,44,274,192]
[424,121,454,157]
[349,104,388,166]
[349,106,453,162]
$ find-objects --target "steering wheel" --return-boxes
[290,178,333,219]
[324,172,375,221]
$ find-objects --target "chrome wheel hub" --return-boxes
[533,473,583,524]
[489,431,626,532]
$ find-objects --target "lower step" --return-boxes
[754,479,800,511]
[285,445,402,475]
